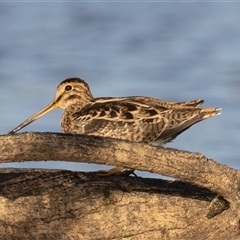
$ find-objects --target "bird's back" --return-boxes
[61,96,220,146]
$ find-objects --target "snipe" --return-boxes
[9,77,221,175]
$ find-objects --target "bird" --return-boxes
[9,77,221,175]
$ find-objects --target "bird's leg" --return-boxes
[121,169,137,177]
[91,167,136,176]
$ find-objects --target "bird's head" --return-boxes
[9,77,93,134]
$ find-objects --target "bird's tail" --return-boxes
[202,108,222,119]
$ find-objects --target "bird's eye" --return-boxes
[65,85,72,91]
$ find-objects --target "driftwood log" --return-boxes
[0,132,239,239]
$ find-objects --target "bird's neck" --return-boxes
[60,103,85,134]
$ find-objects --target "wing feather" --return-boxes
[71,97,208,145]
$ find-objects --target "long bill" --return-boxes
[8,100,59,134]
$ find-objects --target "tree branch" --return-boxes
[0,132,238,199]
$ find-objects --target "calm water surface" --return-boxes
[0,3,239,178]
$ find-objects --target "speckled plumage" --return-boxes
[59,79,220,146]
[9,77,221,147]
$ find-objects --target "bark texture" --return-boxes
[0,132,239,239]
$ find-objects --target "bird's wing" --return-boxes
[72,97,214,145]
[150,109,205,145]
[130,96,204,109]
[72,98,169,142]
[74,97,168,122]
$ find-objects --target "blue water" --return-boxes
[0,3,239,178]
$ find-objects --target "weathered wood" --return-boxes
[0,132,239,239]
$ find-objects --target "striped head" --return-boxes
[54,78,93,108]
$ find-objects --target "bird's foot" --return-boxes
[91,167,136,177]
